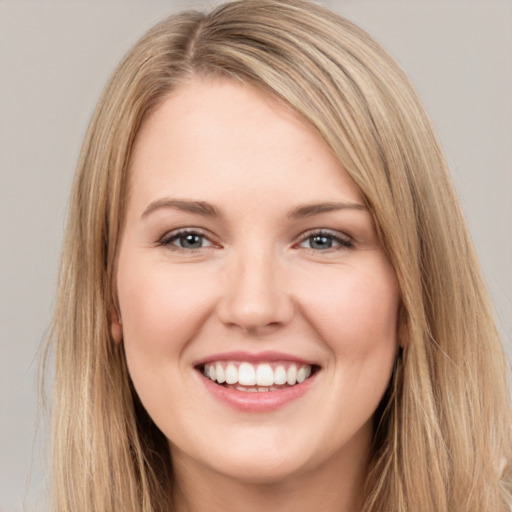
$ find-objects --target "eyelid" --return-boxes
[295,228,353,250]
[157,227,353,251]
[158,227,220,249]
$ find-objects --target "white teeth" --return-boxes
[203,361,314,389]
[274,365,287,385]
[238,362,256,386]
[297,366,307,383]
[256,364,274,386]
[225,363,238,385]
[215,362,225,383]
[229,385,257,392]
[286,365,297,385]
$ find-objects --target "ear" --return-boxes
[110,308,123,344]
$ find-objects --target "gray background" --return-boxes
[1,1,511,510]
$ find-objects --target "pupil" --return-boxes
[181,234,202,248]
[311,235,332,249]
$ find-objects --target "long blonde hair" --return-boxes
[47,1,512,510]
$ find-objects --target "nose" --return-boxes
[216,247,294,334]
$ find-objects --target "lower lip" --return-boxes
[199,372,318,412]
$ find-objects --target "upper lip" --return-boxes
[193,350,319,367]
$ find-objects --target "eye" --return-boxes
[159,229,214,250]
[298,230,353,251]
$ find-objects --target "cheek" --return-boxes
[117,262,217,357]
[301,263,400,430]
[117,262,219,422]
[298,261,400,358]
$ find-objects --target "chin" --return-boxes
[209,453,311,486]
[168,426,318,485]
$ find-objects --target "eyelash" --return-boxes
[296,229,354,251]
[158,228,354,252]
[158,228,215,251]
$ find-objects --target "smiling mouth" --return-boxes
[197,361,319,392]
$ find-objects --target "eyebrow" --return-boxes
[141,198,221,219]
[141,198,366,220]
[287,201,366,218]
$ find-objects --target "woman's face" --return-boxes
[115,78,400,486]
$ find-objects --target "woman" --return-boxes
[47,0,512,510]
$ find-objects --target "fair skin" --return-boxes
[114,77,400,512]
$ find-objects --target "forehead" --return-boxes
[127,77,363,212]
